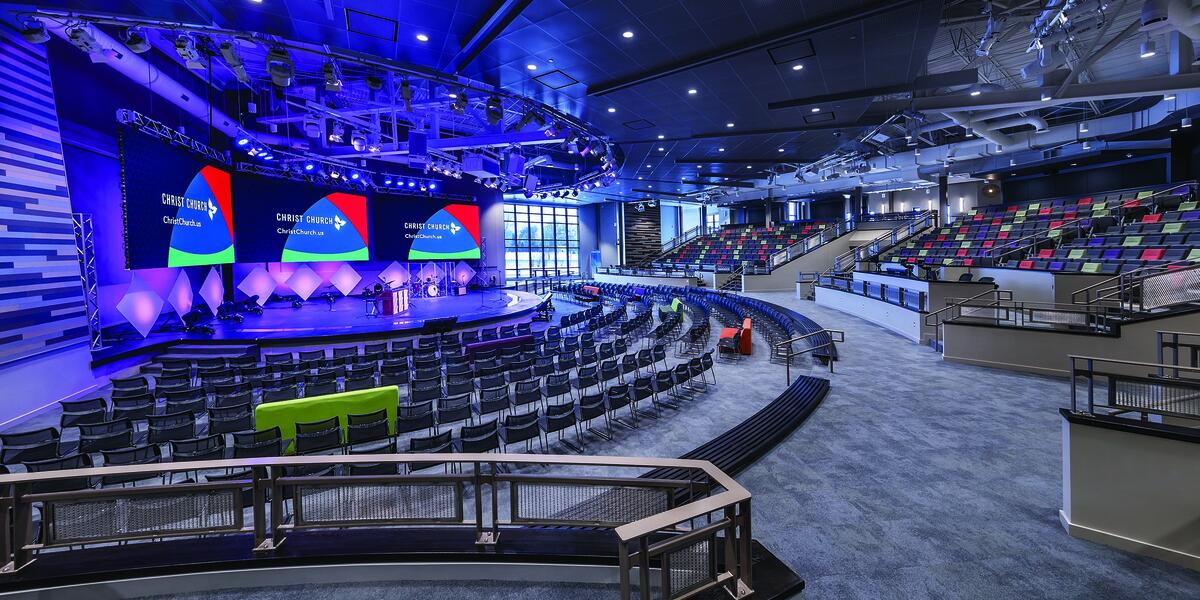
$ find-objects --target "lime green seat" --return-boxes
[255,386,400,454]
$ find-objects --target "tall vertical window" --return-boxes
[504,204,579,279]
[786,201,800,222]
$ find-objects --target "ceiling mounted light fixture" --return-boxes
[322,59,343,92]
[219,41,249,83]
[123,27,150,53]
[266,45,294,87]
[1140,35,1157,58]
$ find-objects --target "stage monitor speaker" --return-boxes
[421,316,459,334]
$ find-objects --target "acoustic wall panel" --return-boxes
[0,28,87,363]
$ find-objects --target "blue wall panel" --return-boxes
[0,28,86,363]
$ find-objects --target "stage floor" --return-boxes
[95,289,545,363]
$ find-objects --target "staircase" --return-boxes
[718,266,744,292]
[825,210,938,277]
[1072,261,1200,312]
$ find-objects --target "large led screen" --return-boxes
[233,175,369,263]
[372,195,481,261]
[119,130,234,269]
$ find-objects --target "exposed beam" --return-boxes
[675,156,820,164]
[681,179,756,188]
[1052,16,1140,99]
[767,69,979,110]
[587,0,927,96]
[448,0,532,74]
[868,72,1200,114]
[632,188,691,197]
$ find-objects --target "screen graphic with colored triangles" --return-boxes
[280,192,370,262]
[167,166,235,267]
[408,203,481,260]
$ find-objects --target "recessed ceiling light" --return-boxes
[646,164,652,168]
[718,148,725,152]
[448,93,457,98]
[658,147,665,151]
[1165,93,1177,100]
[726,122,734,128]
[657,134,664,139]
[811,107,820,113]
[637,176,643,180]
[607,107,616,113]
[622,31,634,39]
[777,148,784,152]
[687,88,697,95]
[416,33,429,42]
[526,64,537,71]
[969,90,981,96]
[746,165,752,169]
[791,64,803,71]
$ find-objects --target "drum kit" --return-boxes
[410,277,441,298]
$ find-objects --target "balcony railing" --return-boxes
[0,453,754,600]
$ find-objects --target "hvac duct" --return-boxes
[982,115,1048,133]
[1141,0,1200,41]
[40,19,303,149]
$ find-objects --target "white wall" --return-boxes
[681,206,701,232]
[1062,415,1200,570]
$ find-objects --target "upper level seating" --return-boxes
[886,186,1180,273]
[1030,201,1200,274]
[653,221,830,270]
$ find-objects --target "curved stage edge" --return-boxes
[92,289,545,367]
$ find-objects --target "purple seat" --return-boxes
[1102,248,1122,260]
[1087,237,1105,246]
[1048,261,1065,271]
[1182,211,1200,221]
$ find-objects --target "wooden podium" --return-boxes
[382,288,410,315]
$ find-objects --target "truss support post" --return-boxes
[72,213,102,351]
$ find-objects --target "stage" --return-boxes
[93,289,547,366]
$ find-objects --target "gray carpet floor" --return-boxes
[11,292,1200,599]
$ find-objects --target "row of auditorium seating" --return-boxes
[652,221,833,270]
[887,185,1192,273]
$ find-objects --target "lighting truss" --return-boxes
[71,212,102,350]
[116,109,228,164]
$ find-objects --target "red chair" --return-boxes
[1018,260,1034,269]
[1037,249,1053,259]
[1141,248,1165,261]
[1143,213,1162,224]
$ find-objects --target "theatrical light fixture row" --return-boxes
[19,12,618,199]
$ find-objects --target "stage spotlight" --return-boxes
[384,176,393,185]
[400,78,413,111]
[366,75,383,91]
[330,169,341,179]
[420,182,427,191]
[236,137,250,146]
[261,153,274,161]
[322,59,343,92]
[451,91,468,114]
[123,27,150,53]
[304,161,315,171]
[428,181,438,191]
[407,180,417,188]
[69,26,113,63]
[350,171,360,180]
[328,121,345,143]
[486,96,504,125]
[20,20,48,44]
[266,46,294,87]
[303,114,322,138]
[173,34,205,69]
[350,132,367,151]
[219,41,249,83]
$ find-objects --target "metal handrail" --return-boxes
[1069,354,1200,421]
[829,210,937,275]
[750,220,853,275]
[924,288,1013,348]
[0,452,754,600]
[1070,260,1200,311]
[639,225,706,267]
[815,273,927,312]
[774,329,845,383]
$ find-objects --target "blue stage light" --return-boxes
[350,172,360,180]
[303,162,315,171]
[407,180,417,188]
[428,182,438,191]
[384,177,393,185]
[237,138,249,146]
[262,154,274,161]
